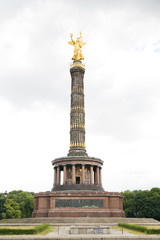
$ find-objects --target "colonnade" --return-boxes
[53,164,102,186]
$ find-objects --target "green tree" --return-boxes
[3,198,21,219]
[7,190,34,218]
[122,190,137,217]
[146,188,160,220]
[122,188,160,221]
[0,194,5,220]
[135,190,150,218]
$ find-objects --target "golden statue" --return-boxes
[68,32,86,60]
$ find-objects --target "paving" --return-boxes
[0,217,160,239]
[0,226,140,239]
[0,226,159,239]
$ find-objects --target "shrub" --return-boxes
[0,228,35,235]
[118,223,160,235]
[146,228,160,234]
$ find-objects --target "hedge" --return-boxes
[146,228,160,234]
[34,223,50,233]
[118,223,160,234]
[0,223,49,235]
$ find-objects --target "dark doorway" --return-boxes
[76,177,80,184]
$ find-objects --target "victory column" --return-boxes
[32,33,124,217]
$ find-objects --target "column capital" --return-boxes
[62,164,67,167]
[81,163,85,166]
[95,165,100,168]
[72,163,76,166]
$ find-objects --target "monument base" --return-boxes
[32,191,125,218]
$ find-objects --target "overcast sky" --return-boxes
[0,0,160,194]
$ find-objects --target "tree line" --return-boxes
[0,188,160,220]
[0,190,34,219]
[122,188,160,220]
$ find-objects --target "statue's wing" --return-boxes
[80,42,86,47]
[68,41,74,45]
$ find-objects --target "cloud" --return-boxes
[0,1,72,109]
[0,0,160,110]
[86,49,160,142]
[0,0,160,192]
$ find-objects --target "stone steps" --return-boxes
[52,184,104,191]
[0,217,159,225]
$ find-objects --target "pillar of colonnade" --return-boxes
[53,164,102,187]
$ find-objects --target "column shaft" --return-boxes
[82,164,85,184]
[99,167,102,186]
[54,167,57,186]
[96,166,100,185]
[63,165,67,184]
[72,165,76,184]
[68,63,87,157]
[57,166,60,185]
[90,165,94,185]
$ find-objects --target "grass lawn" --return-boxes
[40,226,54,235]
[145,225,160,229]
[0,226,35,229]
[114,225,160,235]
[113,226,145,235]
[0,224,54,235]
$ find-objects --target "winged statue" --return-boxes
[68,32,86,60]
